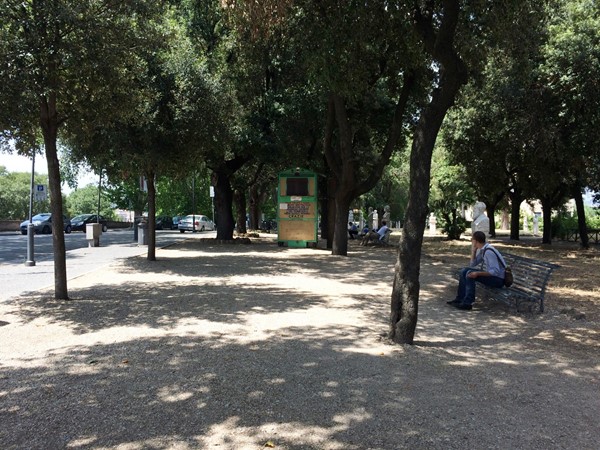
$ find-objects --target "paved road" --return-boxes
[0,228,213,302]
[0,228,204,264]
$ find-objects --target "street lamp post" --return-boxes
[25,151,36,266]
[97,170,102,222]
[192,174,196,232]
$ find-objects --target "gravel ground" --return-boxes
[0,235,598,449]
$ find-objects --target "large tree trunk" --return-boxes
[147,172,156,261]
[573,185,589,249]
[332,192,352,254]
[389,1,468,344]
[482,191,504,238]
[248,185,260,230]
[540,197,553,244]
[40,95,68,300]
[234,189,247,234]
[326,176,336,249]
[390,119,438,344]
[487,204,497,237]
[509,188,522,240]
[213,169,235,240]
[318,174,329,241]
[326,89,413,254]
[210,156,251,240]
[323,73,414,256]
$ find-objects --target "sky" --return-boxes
[1,152,98,192]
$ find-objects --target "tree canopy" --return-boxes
[2,0,598,343]
[0,0,170,297]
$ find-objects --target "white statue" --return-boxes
[533,214,540,236]
[383,205,391,223]
[372,209,379,229]
[429,212,437,235]
[471,201,490,235]
[367,207,374,230]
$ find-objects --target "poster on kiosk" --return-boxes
[277,168,318,248]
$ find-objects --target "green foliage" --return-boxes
[0,167,50,219]
[551,211,578,239]
[64,185,115,220]
[155,173,213,217]
[429,147,475,240]
[541,0,600,192]
[103,179,148,216]
[0,0,168,151]
[446,0,600,214]
[551,206,600,238]
[259,191,277,219]
[362,150,410,223]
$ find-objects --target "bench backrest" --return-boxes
[484,252,559,298]
[381,229,392,244]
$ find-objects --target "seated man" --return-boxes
[348,222,358,239]
[448,231,506,310]
[360,221,390,246]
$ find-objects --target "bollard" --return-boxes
[137,221,148,245]
[86,223,101,247]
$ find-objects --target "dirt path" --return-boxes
[0,236,598,449]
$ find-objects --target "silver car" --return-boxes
[178,214,215,232]
[20,213,72,235]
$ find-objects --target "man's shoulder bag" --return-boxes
[483,247,513,287]
[503,266,514,287]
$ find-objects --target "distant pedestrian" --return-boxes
[360,221,389,245]
[348,222,358,239]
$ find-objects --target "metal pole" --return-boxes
[25,151,36,266]
[97,171,102,222]
[192,174,196,232]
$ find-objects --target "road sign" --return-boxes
[34,184,47,201]
[210,186,215,198]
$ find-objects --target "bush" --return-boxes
[587,207,600,228]
[442,215,467,240]
[552,207,600,239]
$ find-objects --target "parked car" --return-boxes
[155,215,174,230]
[171,215,184,230]
[20,213,72,235]
[70,214,108,232]
[178,214,215,232]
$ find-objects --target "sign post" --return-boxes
[34,184,47,202]
[25,153,37,266]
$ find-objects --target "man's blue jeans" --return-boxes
[456,268,505,305]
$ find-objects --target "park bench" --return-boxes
[455,253,559,313]
[363,229,393,247]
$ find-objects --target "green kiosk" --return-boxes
[277,168,318,247]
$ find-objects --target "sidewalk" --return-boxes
[0,231,209,302]
[0,244,149,302]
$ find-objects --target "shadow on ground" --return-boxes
[1,238,599,449]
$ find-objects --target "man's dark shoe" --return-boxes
[447,299,461,305]
[454,303,473,310]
